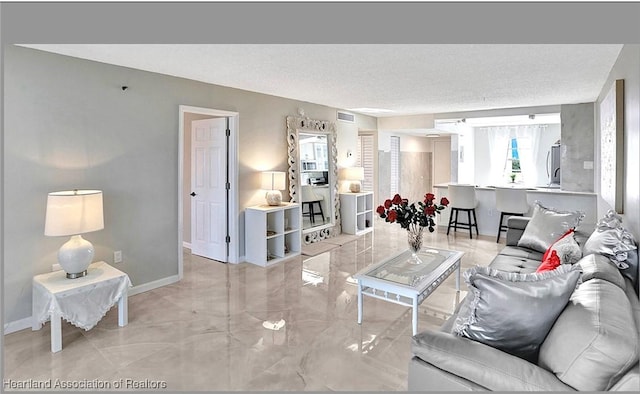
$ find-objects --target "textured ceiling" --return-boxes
[19,44,623,117]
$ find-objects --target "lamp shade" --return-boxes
[340,167,364,181]
[45,190,104,236]
[261,171,286,191]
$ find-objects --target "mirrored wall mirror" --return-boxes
[287,115,340,243]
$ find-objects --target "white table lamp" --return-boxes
[261,171,286,206]
[45,190,104,279]
[340,167,364,193]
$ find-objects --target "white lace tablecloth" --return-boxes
[33,261,132,331]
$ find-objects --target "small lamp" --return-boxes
[261,171,286,206]
[340,167,364,193]
[44,190,104,279]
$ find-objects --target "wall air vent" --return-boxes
[337,111,355,123]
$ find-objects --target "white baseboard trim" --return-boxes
[4,274,181,335]
[4,317,33,335]
[182,242,192,250]
[129,274,181,296]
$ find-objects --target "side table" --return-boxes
[32,261,132,352]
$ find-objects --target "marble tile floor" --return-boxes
[4,221,503,391]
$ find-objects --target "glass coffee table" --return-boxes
[354,247,464,335]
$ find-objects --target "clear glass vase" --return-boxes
[407,225,424,264]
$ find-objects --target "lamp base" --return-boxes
[66,270,88,279]
[349,181,362,193]
[58,235,94,279]
[265,190,282,206]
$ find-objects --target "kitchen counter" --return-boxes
[435,183,596,196]
[433,183,596,237]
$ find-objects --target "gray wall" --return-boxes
[400,152,433,204]
[377,134,437,206]
[596,44,640,240]
[3,45,377,325]
[560,103,595,192]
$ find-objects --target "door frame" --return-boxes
[178,105,240,278]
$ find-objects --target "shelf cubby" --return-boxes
[340,192,374,236]
[245,203,301,266]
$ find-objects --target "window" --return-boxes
[506,138,521,174]
[357,134,375,192]
[503,135,533,182]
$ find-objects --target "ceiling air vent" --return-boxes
[337,111,355,123]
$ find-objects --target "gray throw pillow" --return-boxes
[583,226,638,291]
[453,264,582,362]
[517,201,585,253]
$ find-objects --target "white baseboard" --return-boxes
[4,274,181,335]
[4,317,33,335]
[128,274,181,296]
[182,242,192,250]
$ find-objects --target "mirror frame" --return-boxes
[287,115,341,243]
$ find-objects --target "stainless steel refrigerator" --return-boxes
[547,143,561,186]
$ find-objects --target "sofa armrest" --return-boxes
[411,330,573,391]
[505,216,531,246]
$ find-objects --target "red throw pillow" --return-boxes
[537,229,574,273]
[537,250,561,272]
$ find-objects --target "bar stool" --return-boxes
[301,185,324,225]
[495,187,529,243]
[446,184,479,239]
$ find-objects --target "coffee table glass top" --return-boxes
[361,248,458,287]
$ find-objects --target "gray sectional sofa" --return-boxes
[408,216,640,391]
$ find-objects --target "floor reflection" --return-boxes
[4,219,501,391]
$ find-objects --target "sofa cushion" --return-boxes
[411,330,574,391]
[517,201,585,253]
[505,216,531,246]
[577,253,626,290]
[489,253,540,274]
[453,264,582,362]
[538,279,640,391]
[498,245,544,261]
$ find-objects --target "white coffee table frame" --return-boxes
[354,247,464,335]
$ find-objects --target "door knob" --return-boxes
[190,192,197,197]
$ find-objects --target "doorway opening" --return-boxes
[178,105,240,278]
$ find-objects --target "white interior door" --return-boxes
[191,118,228,262]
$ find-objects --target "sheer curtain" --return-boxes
[486,126,510,184]
[515,125,541,186]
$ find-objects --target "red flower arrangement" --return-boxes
[376,193,449,233]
